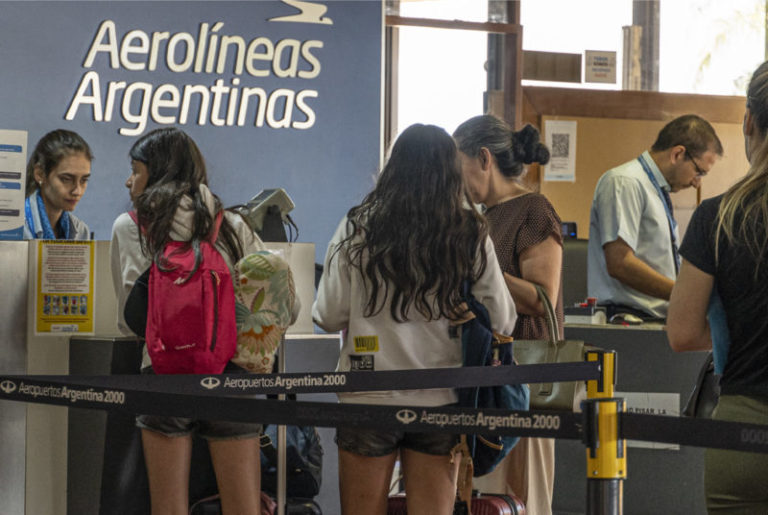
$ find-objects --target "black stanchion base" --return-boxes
[587,478,623,515]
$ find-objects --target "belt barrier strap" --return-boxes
[0,375,582,439]
[621,413,768,455]
[0,361,600,396]
[5,373,768,454]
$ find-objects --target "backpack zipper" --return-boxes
[210,270,219,351]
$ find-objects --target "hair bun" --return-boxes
[513,125,550,165]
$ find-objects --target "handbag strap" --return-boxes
[532,285,563,397]
[534,284,559,343]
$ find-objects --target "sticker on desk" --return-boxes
[34,240,95,335]
[617,391,680,450]
[350,354,374,371]
[354,335,379,353]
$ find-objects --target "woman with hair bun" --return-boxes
[454,114,562,515]
[24,129,92,239]
[668,60,768,511]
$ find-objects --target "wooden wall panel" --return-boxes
[523,87,749,240]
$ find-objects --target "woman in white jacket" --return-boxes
[110,127,265,515]
[313,123,517,515]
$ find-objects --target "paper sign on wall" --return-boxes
[35,240,95,335]
[544,120,577,182]
[0,129,27,240]
[585,50,617,84]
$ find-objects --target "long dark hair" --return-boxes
[338,123,487,322]
[130,127,243,270]
[26,129,92,196]
[453,115,550,177]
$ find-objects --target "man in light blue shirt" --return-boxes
[588,115,722,319]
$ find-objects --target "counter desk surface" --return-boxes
[564,321,706,393]
[553,322,709,515]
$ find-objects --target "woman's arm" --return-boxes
[505,235,562,316]
[667,259,713,352]
[474,236,518,335]
[110,213,151,335]
[312,219,352,333]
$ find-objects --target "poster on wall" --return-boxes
[585,50,617,84]
[0,1,382,262]
[34,240,95,335]
[543,120,577,182]
[0,130,27,240]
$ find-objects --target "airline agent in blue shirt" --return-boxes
[24,129,92,240]
[587,115,722,320]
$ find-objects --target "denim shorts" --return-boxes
[136,363,262,441]
[336,426,460,457]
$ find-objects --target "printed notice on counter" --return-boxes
[618,391,680,450]
[0,129,27,240]
[35,240,95,335]
[543,120,577,182]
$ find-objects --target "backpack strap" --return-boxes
[129,210,223,242]
[127,210,145,237]
[209,210,224,243]
[452,436,474,512]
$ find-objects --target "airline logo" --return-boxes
[200,377,221,390]
[0,380,17,394]
[396,409,417,425]
[269,0,333,25]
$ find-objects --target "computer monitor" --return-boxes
[561,221,577,239]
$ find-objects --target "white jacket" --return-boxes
[313,216,517,407]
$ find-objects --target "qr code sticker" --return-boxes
[551,133,570,158]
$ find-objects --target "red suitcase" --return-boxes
[387,492,525,515]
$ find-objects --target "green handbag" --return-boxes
[513,285,592,411]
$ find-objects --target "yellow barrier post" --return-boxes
[586,350,616,399]
[583,351,625,515]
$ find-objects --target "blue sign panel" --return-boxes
[0,1,382,257]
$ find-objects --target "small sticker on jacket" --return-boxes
[350,354,374,371]
[354,335,379,353]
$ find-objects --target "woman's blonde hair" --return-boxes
[716,60,768,272]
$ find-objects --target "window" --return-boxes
[391,1,491,137]
[521,0,765,95]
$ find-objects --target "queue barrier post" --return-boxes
[583,350,625,515]
[276,336,287,515]
[586,349,616,399]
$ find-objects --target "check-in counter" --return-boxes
[0,239,320,515]
[0,241,28,515]
[552,323,710,515]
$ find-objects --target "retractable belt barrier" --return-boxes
[2,361,768,455]
[0,364,591,440]
[0,361,599,396]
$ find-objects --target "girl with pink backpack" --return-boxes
[110,127,267,514]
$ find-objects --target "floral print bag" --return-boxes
[233,251,296,373]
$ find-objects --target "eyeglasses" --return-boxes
[684,149,707,178]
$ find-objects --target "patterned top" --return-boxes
[485,192,564,340]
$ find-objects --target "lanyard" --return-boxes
[24,195,36,236]
[25,191,71,239]
[637,156,680,274]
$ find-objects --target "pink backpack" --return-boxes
[131,211,237,374]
